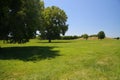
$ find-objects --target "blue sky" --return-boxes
[44,0,120,37]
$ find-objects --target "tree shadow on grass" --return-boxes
[0,46,60,61]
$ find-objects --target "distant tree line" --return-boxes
[52,31,105,40]
[39,31,106,40]
[61,36,79,40]
[89,34,98,37]
[114,37,120,40]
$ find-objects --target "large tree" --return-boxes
[0,0,41,43]
[41,6,68,43]
[0,0,11,41]
[97,31,105,40]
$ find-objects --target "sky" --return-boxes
[44,0,120,37]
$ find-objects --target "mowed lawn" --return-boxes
[0,39,120,80]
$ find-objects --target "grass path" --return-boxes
[0,39,120,80]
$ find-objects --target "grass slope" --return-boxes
[0,39,120,80]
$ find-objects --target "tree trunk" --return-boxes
[0,46,1,52]
[48,39,51,43]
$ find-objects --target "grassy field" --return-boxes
[0,39,120,80]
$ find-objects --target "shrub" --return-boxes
[97,31,105,40]
[61,36,79,40]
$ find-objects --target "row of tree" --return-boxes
[82,31,105,40]
[114,37,120,40]
[38,31,105,40]
[0,0,68,43]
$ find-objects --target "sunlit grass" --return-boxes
[0,39,120,80]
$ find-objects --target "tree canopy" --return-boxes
[97,31,105,40]
[40,6,68,43]
[0,0,42,43]
[0,0,68,43]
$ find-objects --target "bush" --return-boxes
[61,36,79,40]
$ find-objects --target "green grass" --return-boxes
[0,39,120,80]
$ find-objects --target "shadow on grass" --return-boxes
[0,46,60,61]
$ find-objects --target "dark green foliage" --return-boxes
[0,0,11,40]
[39,35,79,40]
[0,0,40,43]
[82,34,89,40]
[97,31,105,40]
